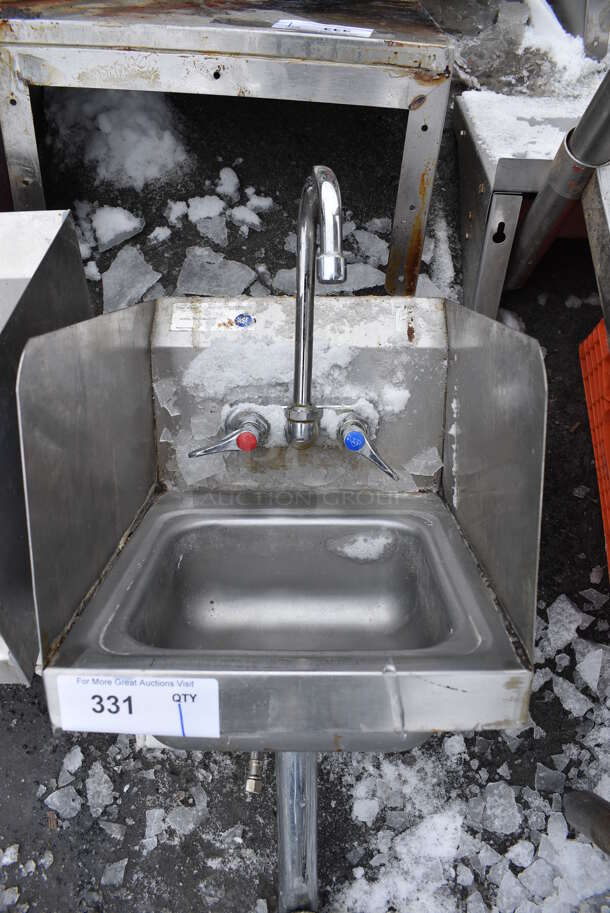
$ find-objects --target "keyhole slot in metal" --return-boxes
[492,221,506,243]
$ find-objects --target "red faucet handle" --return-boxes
[236,430,259,451]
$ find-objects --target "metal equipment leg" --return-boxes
[386,79,450,296]
[0,54,45,210]
[276,752,318,913]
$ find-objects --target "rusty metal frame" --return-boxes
[0,3,452,295]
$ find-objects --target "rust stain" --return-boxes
[47,811,58,830]
[407,321,415,342]
[409,93,426,111]
[333,734,343,752]
[389,159,431,296]
[0,19,16,39]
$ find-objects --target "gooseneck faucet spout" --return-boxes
[286,166,346,447]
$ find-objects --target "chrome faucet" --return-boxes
[285,166,346,448]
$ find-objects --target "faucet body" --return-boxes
[286,166,346,447]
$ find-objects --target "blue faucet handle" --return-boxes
[344,429,366,452]
[338,415,399,481]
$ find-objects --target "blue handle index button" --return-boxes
[344,429,366,451]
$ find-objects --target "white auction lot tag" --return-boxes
[272,19,373,38]
[57,674,220,738]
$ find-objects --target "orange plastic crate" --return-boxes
[580,319,610,568]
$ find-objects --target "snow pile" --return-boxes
[46,89,189,190]
[216,166,240,203]
[521,0,609,91]
[92,205,144,252]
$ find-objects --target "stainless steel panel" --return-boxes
[455,95,581,313]
[443,300,547,661]
[17,301,156,665]
[470,193,522,319]
[151,296,448,494]
[582,163,610,333]
[0,1,451,291]
[42,490,531,750]
[0,209,91,684]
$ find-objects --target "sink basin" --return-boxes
[123,515,454,653]
[44,490,530,751]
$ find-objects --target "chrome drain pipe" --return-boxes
[276,752,318,913]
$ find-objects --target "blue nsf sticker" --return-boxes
[235,313,255,327]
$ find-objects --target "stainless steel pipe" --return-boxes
[506,71,610,290]
[276,752,318,913]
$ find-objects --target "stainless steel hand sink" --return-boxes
[43,490,529,751]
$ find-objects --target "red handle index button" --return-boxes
[236,431,258,451]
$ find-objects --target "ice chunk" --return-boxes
[0,887,19,908]
[572,484,590,498]
[478,843,501,868]
[165,804,206,837]
[352,229,389,267]
[216,166,240,203]
[283,231,297,254]
[255,902,268,913]
[352,797,380,826]
[443,734,467,758]
[57,768,74,788]
[497,762,511,779]
[100,857,127,887]
[456,863,474,886]
[47,89,188,191]
[145,809,165,840]
[99,821,126,842]
[86,762,114,818]
[246,193,273,213]
[102,245,161,312]
[38,851,54,870]
[518,858,557,899]
[535,763,566,793]
[482,781,522,835]
[364,216,392,235]
[148,225,171,245]
[565,294,581,309]
[552,675,594,716]
[546,812,568,846]
[589,566,603,585]
[273,262,385,295]
[45,786,82,819]
[467,892,489,913]
[555,653,570,671]
[62,747,82,775]
[579,588,609,610]
[21,859,36,876]
[497,870,531,913]
[196,215,228,247]
[541,595,590,657]
[92,205,144,252]
[405,446,443,482]
[507,839,535,868]
[165,199,187,225]
[188,195,225,222]
[1,846,18,867]
[577,649,603,693]
[394,811,462,861]
[175,246,256,296]
[229,205,262,232]
[328,530,395,563]
[84,260,101,281]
